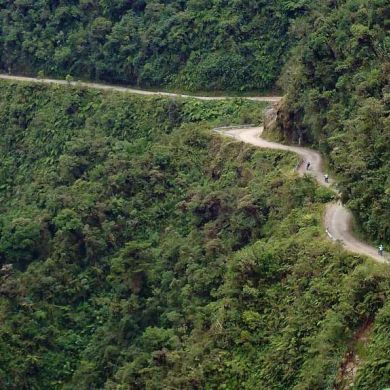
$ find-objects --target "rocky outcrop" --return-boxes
[264,98,310,145]
[263,103,279,133]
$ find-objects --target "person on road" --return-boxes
[378,244,384,256]
[324,174,329,183]
[306,161,311,170]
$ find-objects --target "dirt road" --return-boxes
[1,74,385,263]
[0,74,282,102]
[217,126,388,263]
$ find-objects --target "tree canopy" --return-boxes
[275,0,389,245]
[0,0,390,388]
[0,0,308,91]
[0,81,389,389]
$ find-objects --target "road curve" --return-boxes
[1,74,384,263]
[217,126,388,264]
[0,74,282,102]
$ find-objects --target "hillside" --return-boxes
[274,0,389,245]
[0,81,389,389]
[0,0,390,389]
[0,0,308,91]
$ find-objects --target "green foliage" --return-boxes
[0,1,388,387]
[0,216,42,268]
[354,289,390,389]
[0,81,388,389]
[0,0,309,91]
[277,0,390,244]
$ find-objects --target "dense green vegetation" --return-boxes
[0,81,389,389]
[275,0,389,244]
[0,0,309,91]
[0,1,389,389]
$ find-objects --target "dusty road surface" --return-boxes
[324,203,386,262]
[0,74,282,102]
[217,126,388,264]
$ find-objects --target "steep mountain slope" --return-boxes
[0,0,308,91]
[275,0,389,244]
[0,1,389,389]
[220,125,388,263]
[0,81,389,389]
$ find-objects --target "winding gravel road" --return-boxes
[218,127,388,264]
[0,74,282,102]
[0,74,385,263]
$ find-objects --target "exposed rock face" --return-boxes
[263,103,279,133]
[264,98,308,145]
